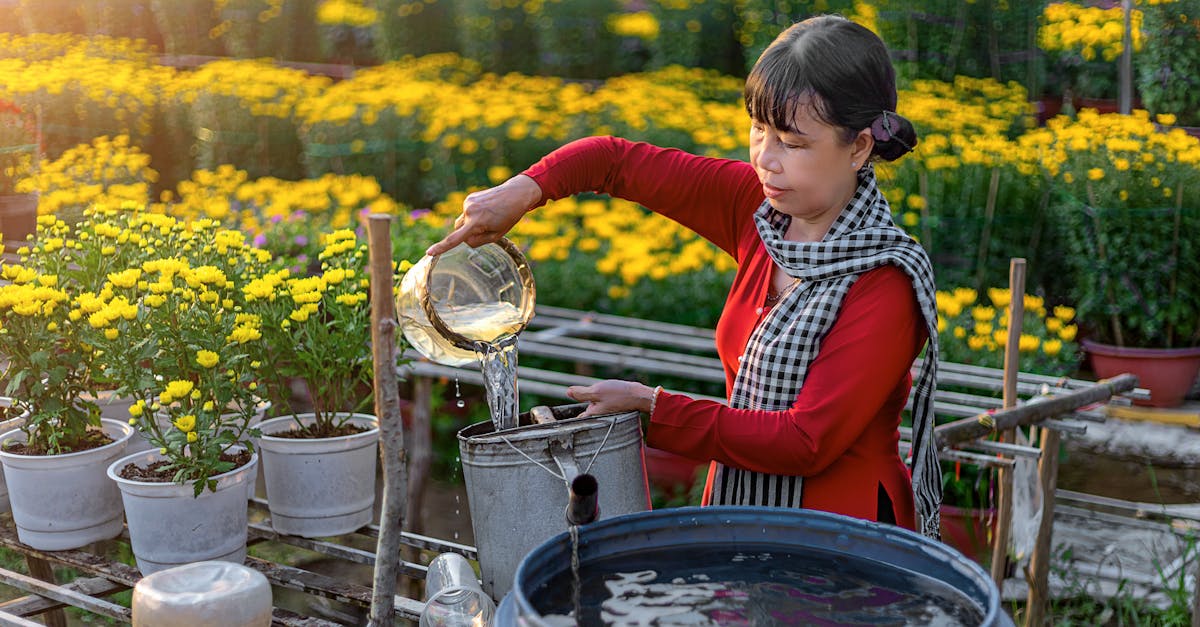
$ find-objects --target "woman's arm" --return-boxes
[523,136,761,256]
[643,266,927,475]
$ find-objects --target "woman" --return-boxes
[427,15,942,538]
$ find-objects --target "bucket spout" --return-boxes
[565,474,599,526]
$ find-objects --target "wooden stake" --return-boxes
[23,558,65,627]
[990,258,1026,587]
[1024,426,1061,627]
[367,214,407,626]
[1192,547,1200,627]
[407,376,432,536]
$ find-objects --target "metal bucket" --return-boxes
[458,403,650,599]
[503,506,1014,626]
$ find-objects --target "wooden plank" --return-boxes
[0,577,126,618]
[521,335,724,370]
[405,360,727,403]
[935,375,1137,447]
[0,608,45,627]
[21,558,65,627]
[0,567,130,622]
[243,557,424,622]
[271,607,343,627]
[246,524,429,579]
[536,305,717,339]
[248,499,479,560]
[518,339,726,383]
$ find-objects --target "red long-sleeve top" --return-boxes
[523,136,926,529]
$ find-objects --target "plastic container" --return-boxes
[420,552,496,627]
[506,506,1014,627]
[132,561,272,626]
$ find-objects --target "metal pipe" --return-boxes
[565,474,600,526]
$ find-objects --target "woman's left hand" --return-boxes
[567,380,657,418]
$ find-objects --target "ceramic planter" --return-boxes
[109,447,258,575]
[0,397,30,514]
[0,418,134,550]
[1083,339,1200,408]
[257,413,379,538]
[133,399,272,455]
[0,192,38,250]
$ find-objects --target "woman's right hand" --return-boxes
[425,174,543,256]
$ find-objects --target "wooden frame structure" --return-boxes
[0,237,1175,624]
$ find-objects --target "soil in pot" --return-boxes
[117,450,253,482]
[268,421,369,439]
[2,429,114,456]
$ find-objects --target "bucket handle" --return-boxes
[496,415,619,482]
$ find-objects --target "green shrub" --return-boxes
[453,0,539,74]
[370,0,459,61]
[1137,0,1200,126]
[531,0,621,78]
[150,0,225,56]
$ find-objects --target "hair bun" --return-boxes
[870,111,918,161]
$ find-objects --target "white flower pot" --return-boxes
[131,399,272,455]
[134,400,271,502]
[109,447,257,575]
[0,418,134,550]
[0,397,30,514]
[258,413,379,538]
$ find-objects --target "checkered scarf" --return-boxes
[713,166,942,539]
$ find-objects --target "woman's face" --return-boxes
[748,100,871,233]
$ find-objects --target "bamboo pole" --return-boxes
[990,258,1026,587]
[1024,426,1061,627]
[366,214,407,626]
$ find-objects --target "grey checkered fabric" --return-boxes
[712,165,942,539]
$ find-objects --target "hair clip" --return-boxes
[870,111,914,152]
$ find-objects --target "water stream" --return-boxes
[475,335,520,432]
[434,301,525,432]
[570,524,582,620]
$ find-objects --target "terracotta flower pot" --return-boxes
[1083,339,1200,408]
[642,445,705,498]
[0,193,37,248]
[939,504,995,565]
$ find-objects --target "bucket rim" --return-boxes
[457,408,639,445]
[510,505,1002,626]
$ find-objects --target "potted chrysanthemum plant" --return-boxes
[75,206,270,574]
[244,227,393,538]
[0,213,136,550]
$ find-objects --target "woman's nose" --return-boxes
[757,143,783,173]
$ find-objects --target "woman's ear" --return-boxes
[851,127,874,169]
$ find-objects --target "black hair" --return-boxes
[744,15,918,161]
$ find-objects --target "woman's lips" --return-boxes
[762,183,787,199]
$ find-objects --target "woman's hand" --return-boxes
[567,380,657,418]
[425,174,544,256]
